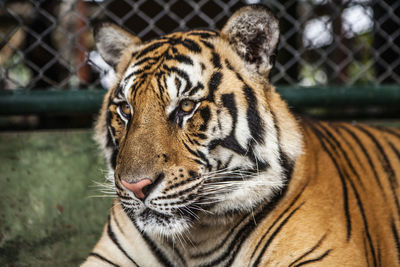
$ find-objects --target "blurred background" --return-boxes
[1,0,399,265]
[1,0,399,129]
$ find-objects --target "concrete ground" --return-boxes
[0,130,111,266]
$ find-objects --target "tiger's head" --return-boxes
[94,5,303,236]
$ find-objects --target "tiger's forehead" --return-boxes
[118,30,219,103]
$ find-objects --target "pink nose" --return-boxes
[121,178,153,199]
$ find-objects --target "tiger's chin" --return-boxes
[125,207,194,237]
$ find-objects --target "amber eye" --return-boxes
[119,102,131,119]
[180,99,195,113]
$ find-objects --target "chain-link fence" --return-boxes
[1,0,399,91]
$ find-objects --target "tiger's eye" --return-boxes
[180,100,195,113]
[120,102,131,118]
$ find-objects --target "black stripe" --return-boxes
[248,152,269,171]
[106,217,139,266]
[111,204,125,234]
[252,203,305,267]
[376,126,400,139]
[110,148,118,170]
[185,133,195,144]
[182,142,209,168]
[225,59,234,70]
[337,124,384,192]
[183,141,201,158]
[318,123,363,186]
[196,149,211,170]
[136,41,167,59]
[356,125,400,219]
[123,63,153,79]
[163,176,200,192]
[163,66,192,95]
[188,30,217,38]
[89,252,120,267]
[193,133,207,139]
[140,228,177,267]
[114,179,124,191]
[356,125,397,186]
[250,180,310,261]
[167,53,193,65]
[294,249,332,267]
[279,151,294,181]
[191,217,246,258]
[200,62,206,72]
[333,126,366,172]
[347,172,378,267]
[131,77,147,101]
[114,84,124,97]
[388,140,400,159]
[202,173,294,266]
[235,72,244,82]
[208,93,247,156]
[201,40,215,49]
[392,219,400,264]
[288,234,327,267]
[164,240,186,266]
[156,75,166,100]
[193,159,205,165]
[203,170,262,185]
[106,111,115,144]
[270,109,294,181]
[308,122,352,240]
[243,85,264,143]
[199,106,211,131]
[182,38,202,53]
[363,234,371,267]
[317,123,377,266]
[133,55,163,68]
[221,93,237,122]
[377,241,382,267]
[187,82,204,96]
[207,71,222,102]
[174,77,182,96]
[105,113,117,153]
[116,192,133,201]
[133,64,153,75]
[211,52,221,68]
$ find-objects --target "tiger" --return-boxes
[82,5,400,267]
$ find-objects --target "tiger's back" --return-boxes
[83,5,400,266]
[240,121,400,266]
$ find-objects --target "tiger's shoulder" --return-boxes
[231,120,400,266]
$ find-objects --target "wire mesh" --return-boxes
[1,0,399,90]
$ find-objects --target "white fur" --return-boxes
[88,51,117,89]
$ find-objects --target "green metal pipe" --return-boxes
[278,85,400,107]
[0,90,105,115]
[0,86,399,115]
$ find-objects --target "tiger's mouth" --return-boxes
[122,204,196,235]
[140,208,181,222]
[122,202,199,221]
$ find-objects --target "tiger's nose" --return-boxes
[121,178,153,199]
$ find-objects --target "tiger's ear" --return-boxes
[221,5,279,76]
[93,23,141,68]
